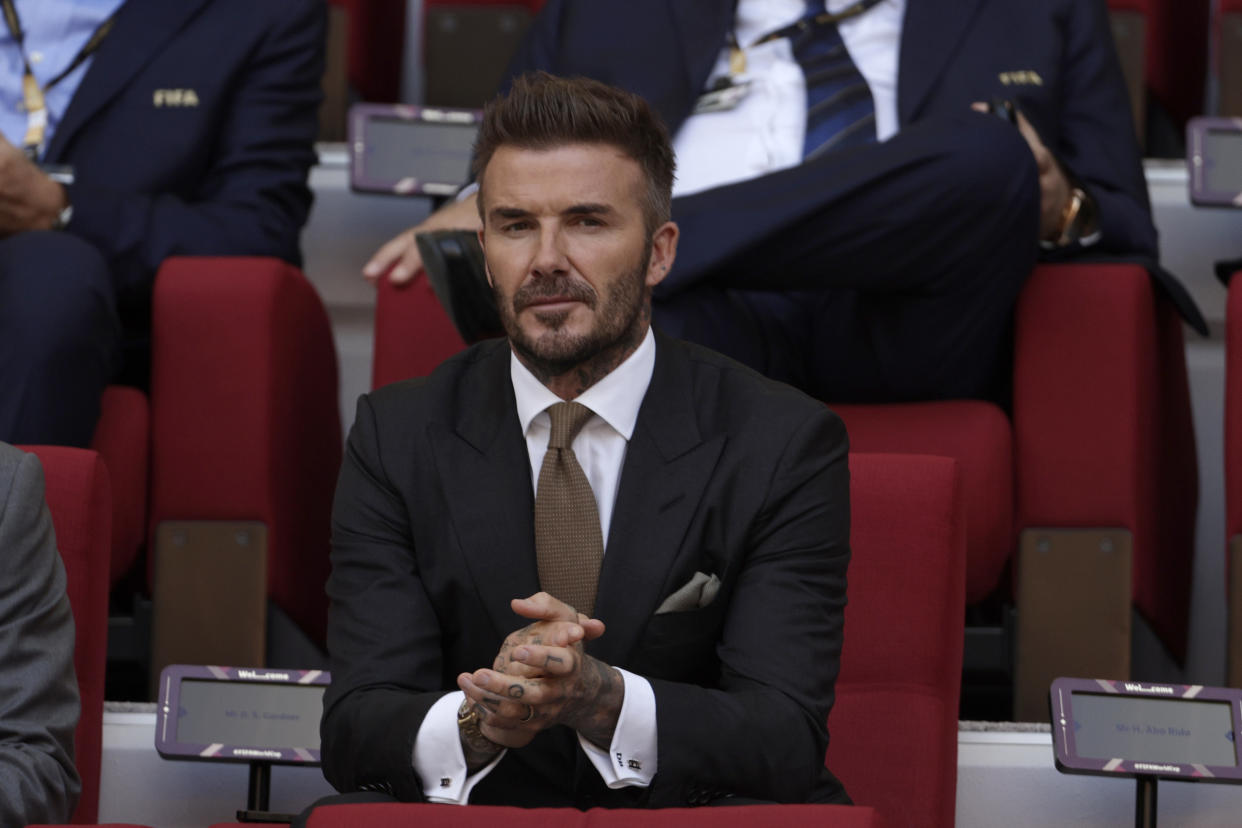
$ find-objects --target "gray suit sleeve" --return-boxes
[0,445,82,824]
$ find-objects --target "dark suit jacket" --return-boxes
[45,0,323,302]
[322,333,851,807]
[499,0,1204,330]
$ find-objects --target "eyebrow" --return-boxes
[563,203,614,217]
[489,206,533,222]
[488,203,617,223]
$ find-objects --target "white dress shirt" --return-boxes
[414,329,660,803]
[672,0,905,197]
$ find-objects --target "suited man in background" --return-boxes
[318,73,850,812]
[0,441,80,825]
[0,0,324,446]
[368,0,1199,404]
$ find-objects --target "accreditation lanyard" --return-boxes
[726,0,884,77]
[1,0,115,158]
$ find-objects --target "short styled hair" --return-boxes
[473,72,677,234]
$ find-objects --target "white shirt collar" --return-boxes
[511,327,656,440]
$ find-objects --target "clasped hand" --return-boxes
[456,592,622,750]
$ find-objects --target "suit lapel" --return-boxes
[46,0,211,161]
[430,344,540,641]
[896,0,985,124]
[589,336,725,668]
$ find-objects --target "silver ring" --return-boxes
[520,704,535,723]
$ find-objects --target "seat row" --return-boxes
[29,442,964,827]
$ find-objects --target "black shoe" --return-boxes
[415,229,503,344]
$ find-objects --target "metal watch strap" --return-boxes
[457,699,502,756]
[51,201,73,230]
[1054,187,1089,247]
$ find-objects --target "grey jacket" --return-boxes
[0,442,80,825]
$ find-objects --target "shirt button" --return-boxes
[29,51,43,64]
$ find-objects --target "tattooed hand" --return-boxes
[456,592,623,751]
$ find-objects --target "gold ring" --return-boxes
[521,704,535,723]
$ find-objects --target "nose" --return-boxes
[530,225,569,278]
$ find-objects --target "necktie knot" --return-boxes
[546,401,594,450]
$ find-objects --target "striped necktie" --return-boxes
[534,401,604,616]
[792,0,878,160]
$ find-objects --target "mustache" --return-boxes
[511,276,598,311]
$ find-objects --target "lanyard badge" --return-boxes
[21,71,47,158]
[693,37,753,115]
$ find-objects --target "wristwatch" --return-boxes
[50,186,73,230]
[1053,186,1095,247]
[457,699,502,756]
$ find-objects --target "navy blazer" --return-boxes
[46,0,323,301]
[322,334,852,807]
[500,0,1205,330]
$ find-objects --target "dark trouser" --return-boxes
[0,231,119,446]
[653,112,1041,403]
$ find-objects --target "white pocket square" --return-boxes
[655,571,721,614]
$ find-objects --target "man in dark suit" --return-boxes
[320,73,851,810]
[0,442,80,825]
[0,0,323,446]
[367,0,1200,403]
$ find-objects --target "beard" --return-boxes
[496,240,653,380]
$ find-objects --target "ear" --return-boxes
[645,221,679,288]
[477,228,494,288]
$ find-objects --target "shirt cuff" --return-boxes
[413,691,505,804]
[577,668,657,788]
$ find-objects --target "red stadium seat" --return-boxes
[89,256,341,674]
[22,446,111,824]
[832,454,964,828]
[1011,262,1197,718]
[370,261,1197,723]
[89,387,148,582]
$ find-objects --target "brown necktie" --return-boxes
[534,401,604,616]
